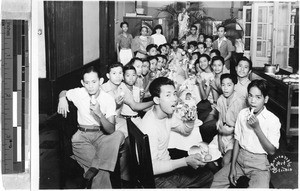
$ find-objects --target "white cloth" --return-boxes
[141,108,187,175]
[234,107,281,154]
[151,33,167,47]
[200,72,214,103]
[119,49,132,66]
[168,122,203,151]
[66,87,116,126]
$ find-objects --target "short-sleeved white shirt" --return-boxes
[151,33,167,47]
[66,87,116,126]
[234,107,281,154]
[121,85,140,116]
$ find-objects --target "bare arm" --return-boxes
[229,139,240,186]
[124,94,154,111]
[90,102,115,134]
[57,90,69,118]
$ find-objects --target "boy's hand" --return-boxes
[229,167,238,186]
[140,88,145,99]
[90,101,101,117]
[247,114,260,129]
[57,97,69,118]
[186,154,206,169]
[115,94,124,106]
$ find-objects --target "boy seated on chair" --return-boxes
[140,77,213,188]
[57,65,124,189]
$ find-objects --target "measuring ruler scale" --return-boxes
[2,20,27,174]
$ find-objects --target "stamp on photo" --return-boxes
[270,155,293,173]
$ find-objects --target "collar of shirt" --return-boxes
[102,81,125,94]
[238,78,250,86]
[256,106,268,120]
[217,37,227,48]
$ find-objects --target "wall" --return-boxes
[114,1,135,44]
[38,1,46,78]
[146,1,243,21]
[83,1,99,64]
[38,1,100,78]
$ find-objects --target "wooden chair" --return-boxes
[126,118,155,188]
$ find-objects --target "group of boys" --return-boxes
[56,23,281,189]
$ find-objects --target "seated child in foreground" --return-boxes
[211,79,281,188]
[141,77,213,188]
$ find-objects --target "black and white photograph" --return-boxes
[0,0,299,190]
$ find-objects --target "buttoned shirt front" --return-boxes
[66,87,116,126]
[116,33,133,49]
[234,107,281,154]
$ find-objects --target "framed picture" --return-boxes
[213,21,222,35]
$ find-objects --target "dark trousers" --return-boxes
[200,119,218,144]
[196,99,212,122]
[154,165,213,188]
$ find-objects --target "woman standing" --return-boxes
[132,26,154,59]
[151,25,167,47]
[116,21,133,65]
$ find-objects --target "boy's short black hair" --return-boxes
[197,42,207,49]
[210,49,221,57]
[156,54,163,60]
[188,41,198,48]
[247,80,269,97]
[81,65,101,80]
[205,35,214,41]
[199,33,206,38]
[199,53,211,62]
[149,77,175,98]
[164,43,171,47]
[211,56,225,65]
[153,24,163,35]
[217,25,226,32]
[192,52,201,59]
[127,57,142,66]
[146,44,157,52]
[237,56,253,71]
[190,25,197,30]
[178,45,184,50]
[161,55,167,61]
[123,64,136,74]
[158,44,167,53]
[148,55,158,62]
[107,62,123,74]
[221,73,237,84]
[171,38,179,44]
[120,21,128,28]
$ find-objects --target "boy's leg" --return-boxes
[211,162,244,188]
[92,130,125,172]
[155,167,213,188]
[199,119,217,143]
[71,130,96,171]
[222,150,232,167]
[239,149,271,188]
[248,170,270,188]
